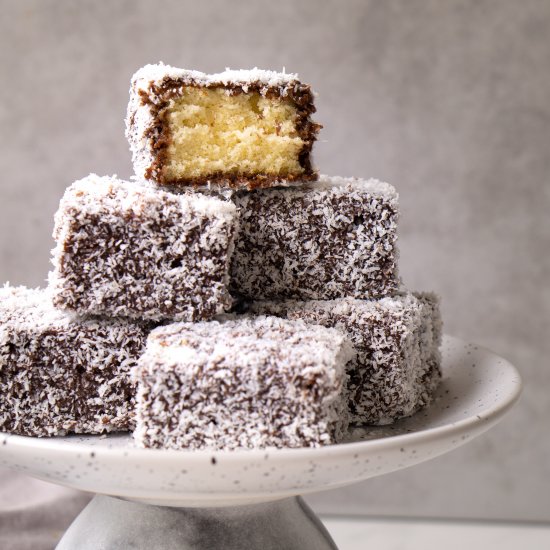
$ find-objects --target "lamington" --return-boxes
[230,176,400,301]
[49,174,238,322]
[250,292,442,425]
[0,286,149,437]
[133,316,354,450]
[126,63,320,189]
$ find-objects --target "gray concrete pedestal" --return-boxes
[56,494,339,549]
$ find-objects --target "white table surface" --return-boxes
[321,516,550,550]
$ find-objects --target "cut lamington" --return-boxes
[0,286,149,437]
[133,316,354,450]
[250,292,442,425]
[49,174,237,322]
[126,63,320,189]
[230,176,400,301]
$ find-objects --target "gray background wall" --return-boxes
[0,0,548,521]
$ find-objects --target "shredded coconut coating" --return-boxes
[125,63,319,188]
[130,64,302,94]
[0,286,150,437]
[230,176,400,301]
[250,291,442,425]
[49,174,238,322]
[133,316,354,450]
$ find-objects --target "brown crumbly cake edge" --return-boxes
[131,78,321,189]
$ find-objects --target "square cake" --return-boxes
[250,292,442,425]
[126,63,320,189]
[133,316,354,450]
[0,286,149,437]
[49,174,238,322]
[230,176,400,301]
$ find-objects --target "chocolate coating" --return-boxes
[250,292,442,425]
[0,286,149,437]
[133,316,354,450]
[49,175,238,322]
[230,176,400,301]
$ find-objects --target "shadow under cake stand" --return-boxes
[0,335,521,549]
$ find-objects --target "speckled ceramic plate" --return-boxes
[0,335,521,507]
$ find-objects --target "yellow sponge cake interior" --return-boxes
[163,88,305,182]
[127,66,321,188]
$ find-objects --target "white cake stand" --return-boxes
[0,336,521,549]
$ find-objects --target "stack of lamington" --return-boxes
[0,64,442,450]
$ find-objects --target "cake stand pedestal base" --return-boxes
[55,494,338,550]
